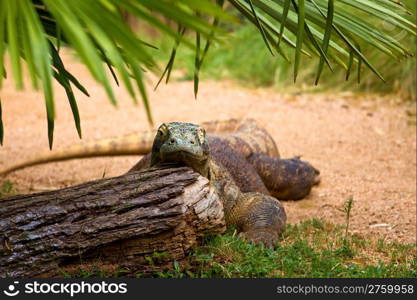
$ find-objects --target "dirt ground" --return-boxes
[1,51,416,244]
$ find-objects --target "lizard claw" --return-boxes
[239,229,279,250]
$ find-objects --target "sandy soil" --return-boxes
[0,51,416,244]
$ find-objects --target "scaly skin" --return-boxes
[130,121,320,248]
[141,122,287,248]
[130,119,320,200]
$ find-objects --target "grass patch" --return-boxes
[162,219,415,278]
[65,218,415,278]
[59,264,131,278]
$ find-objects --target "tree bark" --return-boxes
[0,166,225,277]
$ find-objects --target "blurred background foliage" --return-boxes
[148,0,416,101]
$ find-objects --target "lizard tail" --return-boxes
[0,131,155,176]
[0,119,249,176]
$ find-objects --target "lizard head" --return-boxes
[150,122,210,177]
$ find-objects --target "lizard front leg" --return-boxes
[209,163,286,249]
[247,154,320,200]
[226,191,287,249]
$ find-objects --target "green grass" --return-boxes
[64,218,416,278]
[154,219,416,278]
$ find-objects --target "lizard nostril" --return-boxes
[190,140,195,144]
[170,139,175,144]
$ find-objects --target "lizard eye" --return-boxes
[196,127,206,144]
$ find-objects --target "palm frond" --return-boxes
[0,0,415,146]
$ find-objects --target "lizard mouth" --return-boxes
[161,150,207,164]
[158,151,209,177]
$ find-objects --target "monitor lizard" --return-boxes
[128,121,320,248]
[0,119,320,247]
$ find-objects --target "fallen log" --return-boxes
[0,166,225,277]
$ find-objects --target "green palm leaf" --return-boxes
[293,0,306,82]
[0,0,415,146]
[315,0,334,85]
